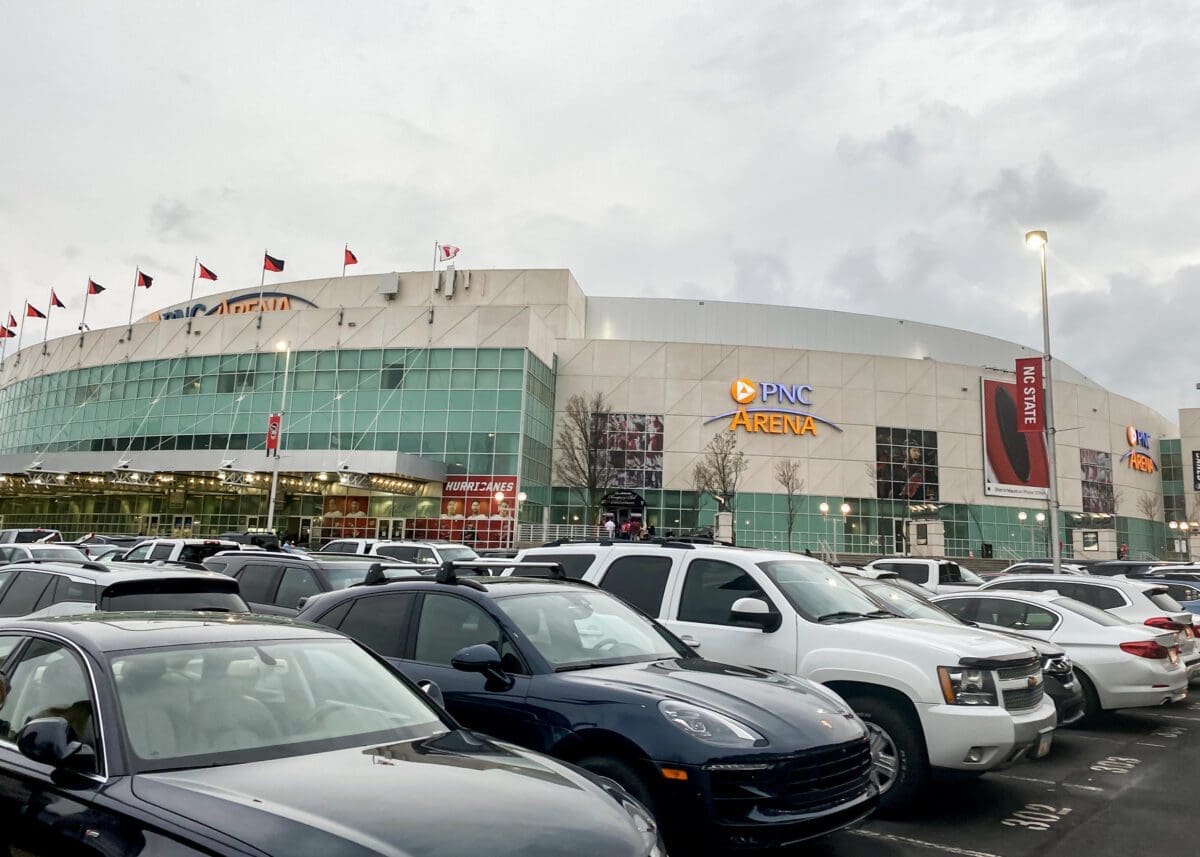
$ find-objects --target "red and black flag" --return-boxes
[264,252,285,273]
[87,279,106,295]
[6,312,16,329]
[0,327,12,339]
[198,262,218,281]
[50,290,66,309]
[136,270,154,288]
[344,247,358,266]
[26,303,46,319]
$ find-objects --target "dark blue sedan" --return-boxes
[298,566,878,852]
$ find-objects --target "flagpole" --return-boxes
[42,291,52,355]
[16,301,27,362]
[342,243,347,278]
[256,248,267,330]
[79,278,92,348]
[1,315,8,366]
[186,256,198,335]
[126,268,139,338]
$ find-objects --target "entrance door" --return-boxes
[893,519,907,555]
[376,518,406,540]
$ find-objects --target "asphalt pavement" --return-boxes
[802,696,1200,857]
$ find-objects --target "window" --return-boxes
[179,544,231,563]
[520,552,596,580]
[875,426,939,501]
[0,639,96,770]
[1072,584,1126,611]
[51,577,98,605]
[336,594,415,659]
[415,548,436,564]
[376,546,417,561]
[0,572,54,617]
[275,568,321,609]
[382,362,407,390]
[890,562,928,585]
[149,543,174,560]
[936,598,975,622]
[937,562,982,585]
[236,564,281,604]
[124,543,153,561]
[323,541,358,554]
[678,559,771,626]
[414,594,503,665]
[598,556,672,616]
[970,598,1060,631]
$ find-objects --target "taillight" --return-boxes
[1120,640,1172,660]
[1145,617,1187,634]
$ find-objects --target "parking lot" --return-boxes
[809,698,1200,857]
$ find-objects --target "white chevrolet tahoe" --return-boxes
[517,542,1058,810]
[861,557,985,594]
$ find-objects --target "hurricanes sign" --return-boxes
[705,378,843,436]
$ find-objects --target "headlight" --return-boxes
[1043,655,1072,677]
[937,666,998,706]
[658,700,765,748]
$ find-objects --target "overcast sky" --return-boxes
[1,1,1196,419]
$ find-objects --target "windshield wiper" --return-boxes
[864,610,898,619]
[814,611,871,623]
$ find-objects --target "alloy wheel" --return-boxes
[866,722,900,794]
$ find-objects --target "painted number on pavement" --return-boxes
[1090,756,1140,774]
[1002,804,1072,830]
[1153,726,1186,739]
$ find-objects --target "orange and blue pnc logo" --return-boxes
[707,379,842,436]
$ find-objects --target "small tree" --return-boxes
[774,459,804,551]
[692,432,747,513]
[553,392,616,524]
[1137,492,1162,523]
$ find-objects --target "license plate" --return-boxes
[1034,732,1053,759]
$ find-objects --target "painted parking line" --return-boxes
[849,829,1004,857]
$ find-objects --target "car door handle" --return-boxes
[680,635,702,650]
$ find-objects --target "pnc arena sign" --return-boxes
[1121,426,1158,474]
[155,291,318,321]
[704,378,843,436]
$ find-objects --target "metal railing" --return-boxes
[517,523,605,546]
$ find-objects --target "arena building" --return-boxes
[0,268,1192,561]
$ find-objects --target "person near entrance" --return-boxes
[603,517,616,539]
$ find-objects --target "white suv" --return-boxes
[319,539,479,566]
[120,538,242,565]
[516,542,1058,810]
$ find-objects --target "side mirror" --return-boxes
[730,597,781,632]
[16,718,95,772]
[451,644,514,690]
[417,679,445,708]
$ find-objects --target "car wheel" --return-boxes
[576,755,657,815]
[1075,671,1103,724]
[845,696,929,813]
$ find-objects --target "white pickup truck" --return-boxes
[517,542,1058,810]
[861,557,985,595]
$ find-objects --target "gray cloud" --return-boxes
[149,199,208,244]
[974,155,1106,226]
[731,252,794,303]
[837,126,921,166]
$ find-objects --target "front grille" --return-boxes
[1002,684,1045,710]
[997,657,1042,680]
[708,738,873,821]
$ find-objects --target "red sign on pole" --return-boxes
[1015,357,1044,433]
[266,413,282,454]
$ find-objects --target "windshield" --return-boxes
[13,531,60,544]
[101,589,249,612]
[28,547,86,560]
[439,546,479,561]
[1052,597,1126,627]
[942,562,984,585]
[179,544,235,563]
[759,560,887,621]
[324,568,376,590]
[1145,590,1185,612]
[496,590,683,669]
[859,581,958,624]
[110,638,446,772]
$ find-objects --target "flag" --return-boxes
[50,290,66,309]
[198,262,218,281]
[26,304,46,319]
[136,271,154,288]
[6,312,15,329]
[87,280,106,295]
[264,252,285,272]
[439,244,461,261]
[0,327,12,339]
[344,247,358,266]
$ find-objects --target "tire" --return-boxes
[575,755,658,815]
[844,695,930,813]
[1075,670,1104,725]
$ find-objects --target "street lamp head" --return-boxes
[493,491,505,503]
[517,491,527,502]
[839,503,851,515]
[818,502,830,514]
[275,340,290,351]
[1024,230,1048,249]
[1018,511,1028,521]
[1170,521,1179,530]
[1036,512,1046,523]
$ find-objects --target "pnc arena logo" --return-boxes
[1122,425,1158,474]
[705,377,842,436]
[155,291,318,321]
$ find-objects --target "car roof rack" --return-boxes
[438,559,569,585]
[359,562,437,586]
[535,538,704,550]
[5,557,111,573]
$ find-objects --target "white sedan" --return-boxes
[934,590,1188,721]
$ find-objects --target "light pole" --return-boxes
[840,502,851,559]
[265,340,291,534]
[1035,511,1047,555]
[1018,511,1030,555]
[1025,230,1062,573]
[819,502,830,560]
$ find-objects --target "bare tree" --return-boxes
[692,433,747,512]
[774,459,804,551]
[1137,492,1162,523]
[1111,486,1125,517]
[553,392,616,524]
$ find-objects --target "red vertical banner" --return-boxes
[1015,357,1044,434]
[266,413,282,454]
